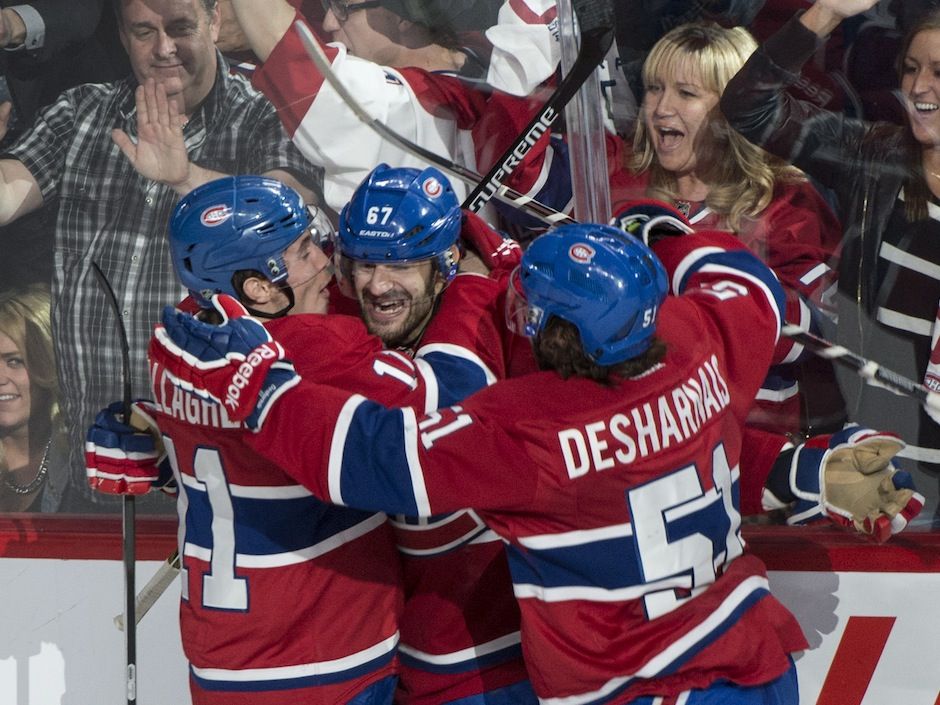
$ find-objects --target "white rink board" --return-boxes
[0,558,189,705]
[1,558,938,704]
[769,570,940,705]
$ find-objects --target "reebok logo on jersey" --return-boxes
[226,343,279,411]
[201,205,233,227]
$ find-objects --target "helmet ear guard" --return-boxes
[516,223,668,365]
[437,243,460,283]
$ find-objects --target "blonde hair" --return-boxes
[631,22,804,231]
[0,285,59,472]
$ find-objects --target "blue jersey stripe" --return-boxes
[337,399,423,516]
[184,490,376,556]
[418,348,494,407]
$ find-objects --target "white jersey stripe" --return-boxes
[403,408,432,516]
[513,574,692,603]
[192,631,400,682]
[330,394,367,505]
[519,522,633,550]
[399,631,522,666]
[538,575,770,705]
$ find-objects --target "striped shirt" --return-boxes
[3,56,322,509]
[843,193,940,470]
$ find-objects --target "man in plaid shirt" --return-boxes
[0,0,322,511]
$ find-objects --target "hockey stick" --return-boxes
[299,15,940,413]
[114,550,181,631]
[460,0,615,213]
[781,324,940,414]
[293,21,573,226]
[91,262,137,705]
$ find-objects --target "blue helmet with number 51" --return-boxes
[509,223,668,365]
[337,163,462,282]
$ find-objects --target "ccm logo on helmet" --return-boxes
[201,205,233,227]
[225,343,279,412]
[568,243,596,264]
[422,177,442,198]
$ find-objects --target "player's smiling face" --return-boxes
[0,331,30,434]
[902,29,940,148]
[352,259,442,349]
[642,60,720,178]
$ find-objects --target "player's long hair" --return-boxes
[535,317,666,386]
[631,22,804,231]
[0,285,61,474]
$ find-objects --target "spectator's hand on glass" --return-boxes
[112,78,190,191]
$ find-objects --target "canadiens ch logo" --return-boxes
[200,204,233,227]
[569,242,595,264]
[422,177,442,198]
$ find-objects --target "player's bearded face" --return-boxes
[353,259,442,349]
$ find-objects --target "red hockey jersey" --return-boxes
[240,230,808,702]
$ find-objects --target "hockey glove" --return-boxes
[86,401,175,495]
[763,426,924,542]
[611,198,694,246]
[152,294,300,430]
[460,211,522,277]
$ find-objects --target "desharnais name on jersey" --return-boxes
[225,231,807,703]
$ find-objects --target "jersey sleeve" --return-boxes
[244,384,535,518]
[250,13,475,208]
[484,0,559,96]
[270,314,443,413]
[654,230,788,425]
[737,181,840,365]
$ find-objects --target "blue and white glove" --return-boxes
[150,294,300,431]
[86,400,175,495]
[763,425,925,542]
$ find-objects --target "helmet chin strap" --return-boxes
[246,283,295,320]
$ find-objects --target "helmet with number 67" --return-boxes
[510,223,668,365]
[169,175,332,307]
[337,163,462,283]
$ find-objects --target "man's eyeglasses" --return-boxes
[322,0,382,22]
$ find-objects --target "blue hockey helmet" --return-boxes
[337,163,462,282]
[169,175,326,307]
[509,223,669,365]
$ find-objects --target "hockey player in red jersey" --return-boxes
[330,164,537,705]
[86,169,538,704]
[150,221,923,703]
[84,176,413,705]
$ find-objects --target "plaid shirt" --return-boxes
[4,57,323,509]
